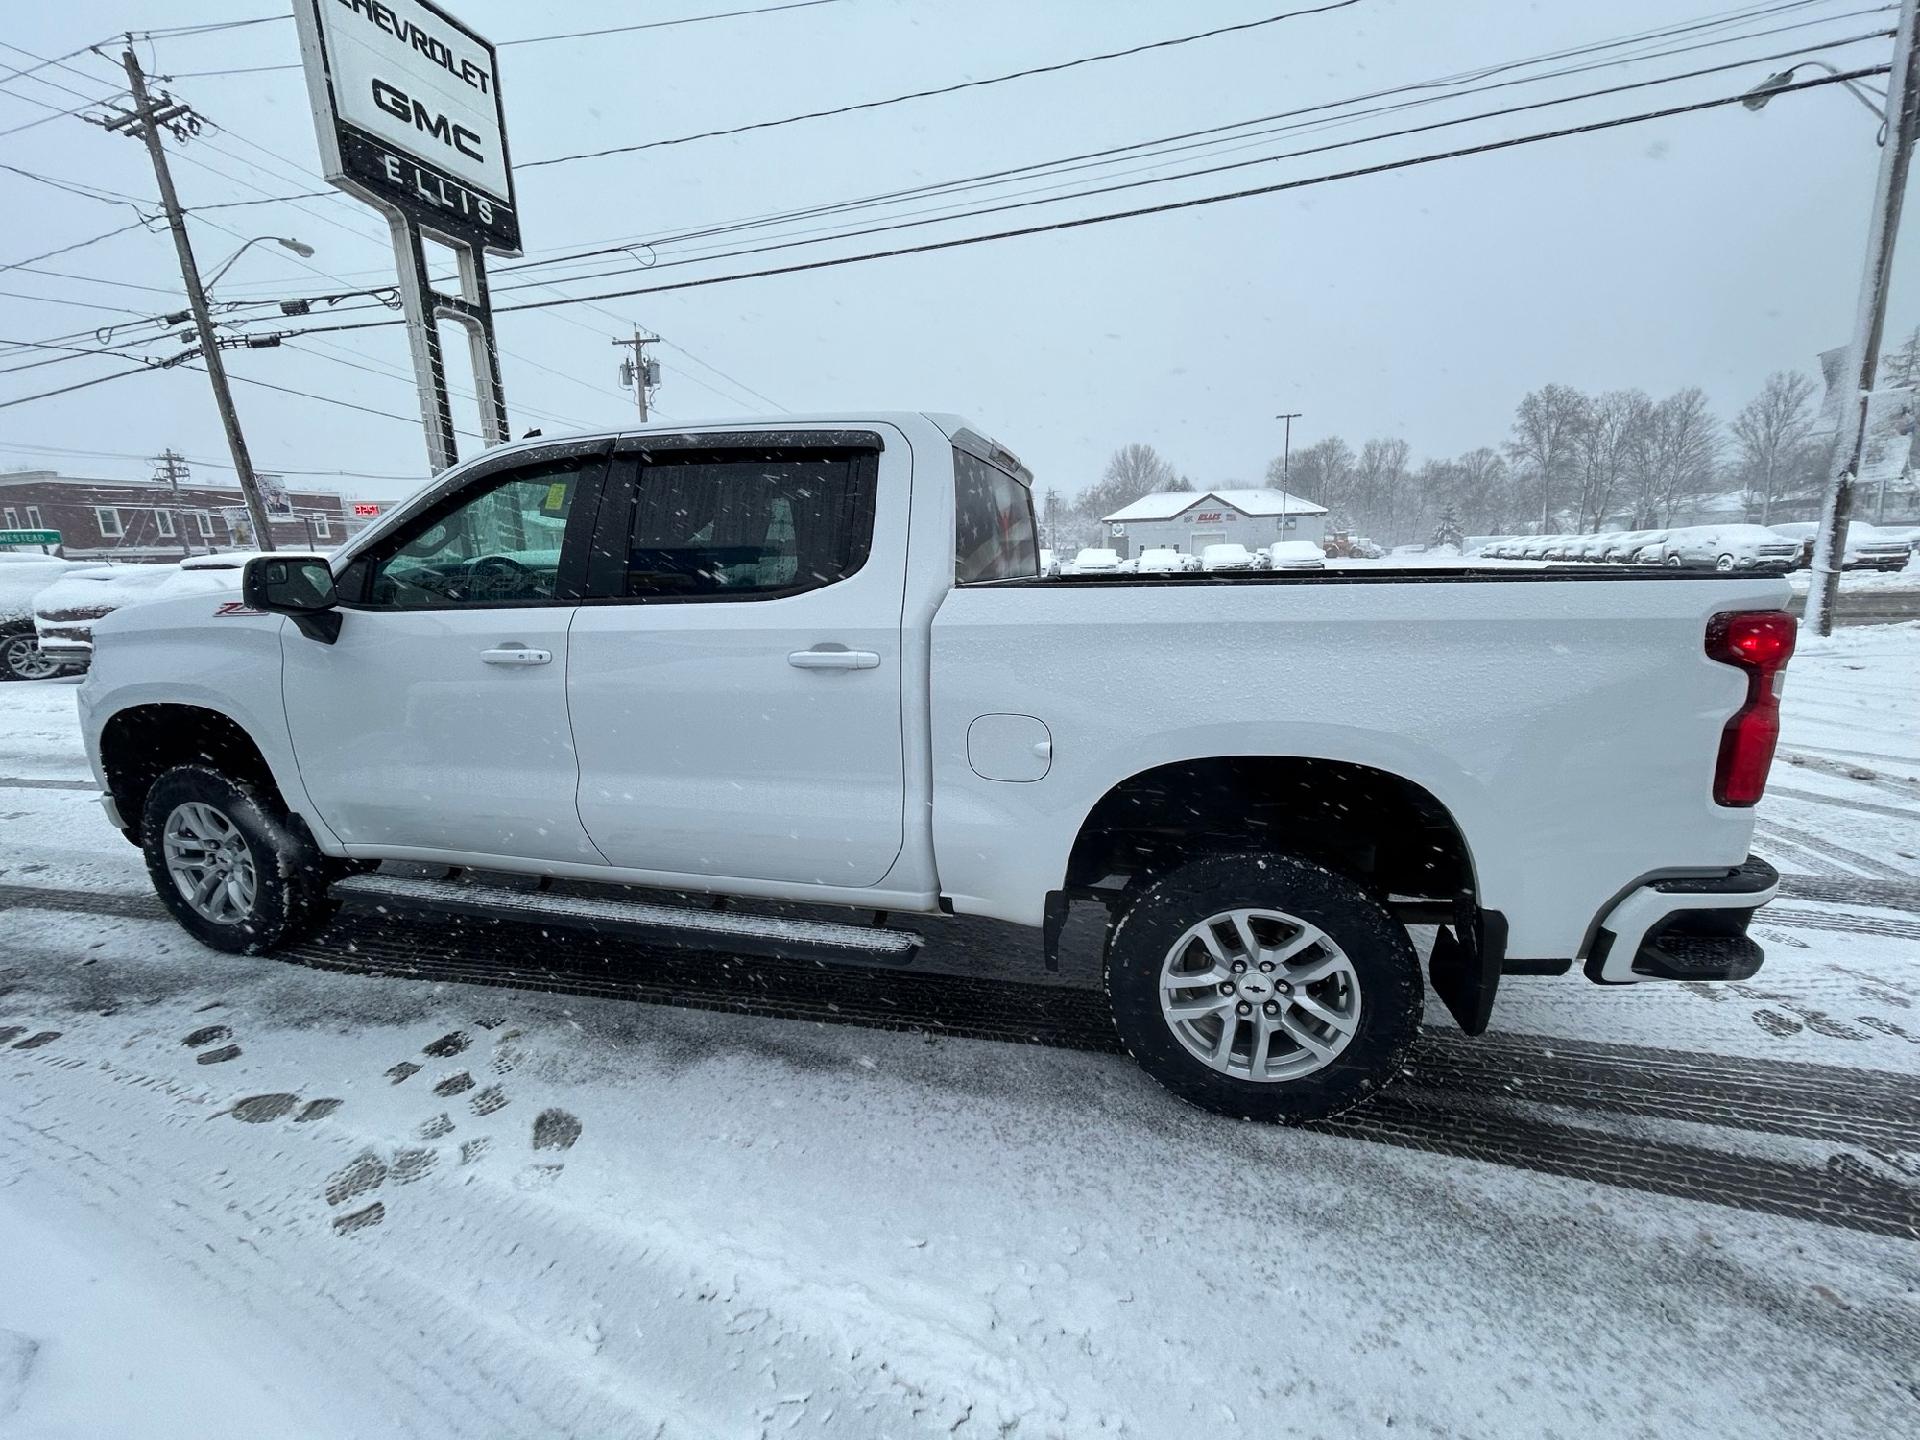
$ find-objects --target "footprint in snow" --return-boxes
[322,1027,585,1235]
[183,1023,241,1065]
[228,1093,342,1124]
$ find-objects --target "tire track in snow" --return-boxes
[1755,820,1908,879]
[1778,750,1920,802]
[5,887,1915,1238]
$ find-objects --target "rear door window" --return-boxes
[621,453,875,601]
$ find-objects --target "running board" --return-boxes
[330,873,922,967]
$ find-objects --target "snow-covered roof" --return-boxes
[1102,487,1328,523]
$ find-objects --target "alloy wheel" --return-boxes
[1158,908,1362,1082]
[1,634,60,681]
[162,801,259,925]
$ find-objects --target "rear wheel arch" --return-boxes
[1064,754,1478,906]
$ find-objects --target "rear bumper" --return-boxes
[1584,856,1778,985]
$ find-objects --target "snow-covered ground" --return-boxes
[1,633,1917,1439]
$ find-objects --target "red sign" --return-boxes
[351,502,382,518]
[1191,511,1230,523]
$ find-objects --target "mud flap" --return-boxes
[1428,906,1506,1036]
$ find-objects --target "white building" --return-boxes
[1102,488,1329,558]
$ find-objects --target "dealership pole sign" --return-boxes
[293,0,517,472]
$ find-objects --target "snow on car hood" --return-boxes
[0,558,84,626]
[30,563,179,622]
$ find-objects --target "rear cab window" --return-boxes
[954,447,1039,583]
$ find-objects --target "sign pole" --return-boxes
[292,0,522,475]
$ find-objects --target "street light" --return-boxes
[1741,61,1890,135]
[204,235,315,288]
[1743,8,1920,635]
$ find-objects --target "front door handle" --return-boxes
[788,648,881,671]
[481,646,553,666]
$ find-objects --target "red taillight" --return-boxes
[1706,611,1796,806]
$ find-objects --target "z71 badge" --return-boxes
[212,600,265,618]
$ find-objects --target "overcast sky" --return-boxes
[4,0,1917,503]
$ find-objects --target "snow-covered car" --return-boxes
[1265,540,1326,570]
[1767,522,1816,569]
[1603,529,1662,563]
[30,556,251,669]
[1039,547,1059,578]
[1071,547,1120,574]
[0,553,88,681]
[1568,536,1609,561]
[1518,536,1556,560]
[79,414,1797,1126]
[1134,547,1189,574]
[1199,542,1256,571]
[1843,523,1917,571]
[1662,524,1798,572]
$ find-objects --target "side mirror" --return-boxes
[243,555,341,644]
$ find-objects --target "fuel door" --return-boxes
[967,713,1052,783]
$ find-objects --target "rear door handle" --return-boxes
[481,646,553,666]
[788,648,881,671]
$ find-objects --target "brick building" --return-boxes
[0,470,375,561]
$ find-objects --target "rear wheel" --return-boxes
[1105,852,1423,1123]
[0,630,61,682]
[1665,554,1683,568]
[141,765,336,954]
[1715,553,1736,572]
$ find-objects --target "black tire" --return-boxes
[141,764,337,955]
[1105,852,1423,1123]
[0,628,60,682]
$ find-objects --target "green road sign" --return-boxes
[0,529,60,546]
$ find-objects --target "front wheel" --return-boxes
[1664,554,1683,568]
[1715,553,1736,572]
[0,630,63,682]
[1105,853,1423,1123]
[141,765,337,954]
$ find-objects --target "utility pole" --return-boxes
[1274,412,1303,482]
[106,47,276,552]
[613,330,660,423]
[151,448,191,557]
[1808,0,1920,635]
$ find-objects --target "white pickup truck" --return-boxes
[78,413,1795,1122]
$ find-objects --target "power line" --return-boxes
[0,162,146,208]
[0,89,124,139]
[488,1,1901,277]
[0,218,155,275]
[524,0,1367,170]
[477,39,1901,302]
[146,1,1870,263]
[0,357,175,412]
[482,68,1892,315]
[152,0,853,78]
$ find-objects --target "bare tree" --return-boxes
[1730,371,1816,523]
[1074,443,1186,521]
[1280,437,1356,527]
[1571,389,1652,531]
[1507,384,1587,531]
[1354,436,1412,541]
[1453,446,1515,531]
[1638,387,1721,523]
